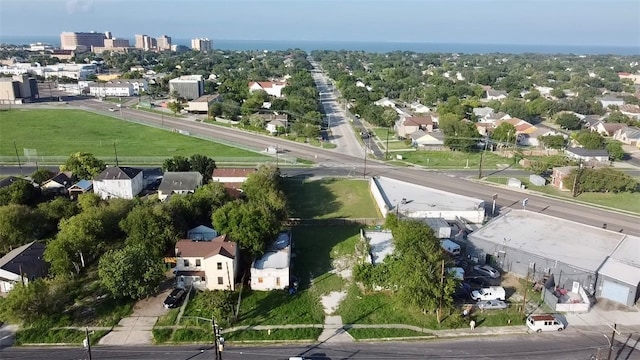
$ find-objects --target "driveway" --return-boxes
[99,279,174,345]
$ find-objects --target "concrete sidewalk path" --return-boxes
[317,316,354,343]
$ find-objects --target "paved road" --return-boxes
[310,61,364,159]
[1,332,636,359]
[6,99,640,235]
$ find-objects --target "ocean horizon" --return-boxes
[1,35,638,55]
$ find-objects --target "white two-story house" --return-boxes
[174,234,238,291]
[92,166,144,200]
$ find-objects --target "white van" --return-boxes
[470,286,506,301]
[526,314,565,332]
[440,239,461,256]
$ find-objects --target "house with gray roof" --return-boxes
[613,126,640,146]
[0,241,48,293]
[565,147,609,163]
[250,231,291,291]
[158,171,204,201]
[93,166,144,199]
[486,89,508,100]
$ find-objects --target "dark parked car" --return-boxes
[473,264,501,279]
[163,288,187,309]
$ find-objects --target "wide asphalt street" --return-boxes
[4,97,640,236]
[2,331,637,359]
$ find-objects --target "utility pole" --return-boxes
[113,141,119,167]
[84,327,92,360]
[522,267,530,316]
[606,323,617,360]
[572,160,584,198]
[438,259,445,323]
[13,140,22,175]
[385,127,390,160]
[478,136,489,179]
[212,317,225,360]
[363,137,368,178]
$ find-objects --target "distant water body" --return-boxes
[2,35,638,55]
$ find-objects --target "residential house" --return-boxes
[93,166,144,200]
[174,234,238,291]
[565,147,609,163]
[395,115,435,138]
[521,125,568,147]
[41,172,73,195]
[613,126,640,146]
[551,166,578,191]
[0,241,48,293]
[187,225,218,241]
[619,104,640,119]
[266,119,287,135]
[211,168,256,197]
[597,95,625,108]
[374,97,397,108]
[409,130,445,149]
[590,121,626,137]
[618,72,640,84]
[486,89,508,100]
[484,112,511,123]
[473,107,495,121]
[534,86,554,98]
[248,81,287,98]
[250,231,291,291]
[0,176,25,189]
[409,102,431,114]
[475,122,494,137]
[582,115,602,128]
[187,94,222,113]
[498,118,537,136]
[157,172,203,202]
[67,179,93,199]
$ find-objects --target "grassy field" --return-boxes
[283,178,381,219]
[224,328,322,341]
[396,150,516,169]
[347,328,432,339]
[15,328,109,345]
[0,109,263,160]
[484,176,640,214]
[235,289,324,326]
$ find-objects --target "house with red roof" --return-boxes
[211,168,256,198]
[174,234,238,290]
[248,81,287,98]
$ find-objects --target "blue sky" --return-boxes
[1,0,639,46]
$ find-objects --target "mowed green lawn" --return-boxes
[0,109,262,158]
[283,178,381,219]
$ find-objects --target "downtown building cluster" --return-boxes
[59,31,212,53]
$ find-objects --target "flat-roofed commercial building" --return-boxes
[169,75,205,100]
[60,31,106,50]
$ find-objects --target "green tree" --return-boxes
[212,201,279,257]
[389,220,457,323]
[36,197,79,236]
[163,156,191,172]
[490,122,517,145]
[567,168,637,194]
[0,279,55,325]
[189,154,216,182]
[606,111,632,124]
[0,205,44,254]
[0,180,39,206]
[575,131,605,150]
[606,141,625,161]
[167,100,184,115]
[120,202,178,257]
[31,169,55,186]
[440,117,480,152]
[539,135,567,150]
[98,244,166,300]
[60,152,106,179]
[555,113,582,130]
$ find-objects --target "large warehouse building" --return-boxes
[465,210,640,306]
[370,176,485,224]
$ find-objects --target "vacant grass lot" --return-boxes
[225,328,322,341]
[15,328,109,345]
[347,328,432,339]
[283,178,380,219]
[484,176,640,214]
[0,109,262,159]
[236,289,324,326]
[397,150,515,169]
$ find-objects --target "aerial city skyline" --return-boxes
[0,0,639,51]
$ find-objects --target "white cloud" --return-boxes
[66,0,93,14]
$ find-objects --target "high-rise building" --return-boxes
[191,38,212,52]
[60,31,106,50]
[156,35,172,51]
[104,38,130,48]
[134,34,155,50]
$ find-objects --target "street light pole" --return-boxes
[606,323,617,360]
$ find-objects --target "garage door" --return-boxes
[601,280,629,305]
